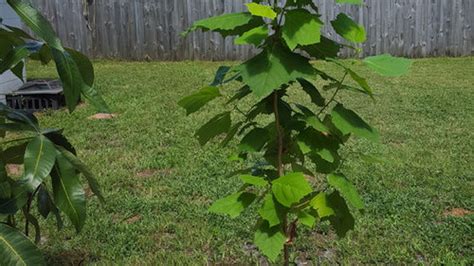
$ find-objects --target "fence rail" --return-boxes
[28,0,474,60]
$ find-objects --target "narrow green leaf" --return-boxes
[363,54,412,77]
[310,192,335,218]
[50,49,82,112]
[195,112,231,146]
[254,221,286,262]
[22,135,57,192]
[7,0,63,50]
[348,69,373,96]
[0,45,31,75]
[298,79,325,107]
[240,175,268,187]
[272,172,312,207]
[282,9,323,50]
[246,3,277,20]
[331,104,379,142]
[209,192,256,218]
[331,13,366,43]
[184,12,263,37]
[55,146,105,203]
[210,66,231,86]
[178,87,221,115]
[0,224,45,266]
[235,25,269,46]
[327,173,364,210]
[258,194,286,227]
[51,153,86,233]
[36,184,51,218]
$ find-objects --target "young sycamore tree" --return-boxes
[0,0,108,264]
[180,0,411,263]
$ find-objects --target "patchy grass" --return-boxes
[26,57,473,264]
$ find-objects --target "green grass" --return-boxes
[26,57,473,264]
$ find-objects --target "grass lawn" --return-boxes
[26,57,473,264]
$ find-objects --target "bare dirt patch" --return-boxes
[88,113,118,120]
[443,208,473,217]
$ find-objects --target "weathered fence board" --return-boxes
[26,0,474,60]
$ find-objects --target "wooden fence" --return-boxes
[28,0,474,60]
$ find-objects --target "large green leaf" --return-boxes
[235,25,269,46]
[195,112,231,146]
[363,54,412,77]
[184,12,263,37]
[282,9,323,50]
[310,192,335,218]
[7,0,63,50]
[331,104,379,142]
[56,146,105,203]
[327,173,364,210]
[246,3,277,20]
[0,224,45,266]
[178,86,221,115]
[272,172,312,207]
[209,191,256,218]
[302,37,342,59]
[327,191,355,237]
[331,13,366,43]
[22,135,57,192]
[254,221,286,262]
[258,194,286,227]
[239,127,270,152]
[51,153,86,233]
[239,44,315,97]
[240,175,268,187]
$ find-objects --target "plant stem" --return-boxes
[273,91,290,265]
[317,71,348,117]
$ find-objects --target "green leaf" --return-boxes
[272,172,312,207]
[310,192,335,218]
[22,135,57,192]
[184,12,263,37]
[1,142,27,164]
[298,79,325,107]
[235,25,269,46]
[239,127,270,152]
[178,86,221,115]
[210,66,231,86]
[327,191,355,237]
[348,69,373,96]
[331,13,366,43]
[0,45,31,75]
[254,221,286,262]
[55,146,105,203]
[195,112,231,146]
[327,173,364,210]
[282,9,323,50]
[331,104,379,142]
[305,116,330,133]
[66,48,110,113]
[239,43,315,98]
[363,54,412,77]
[240,175,268,187]
[302,37,342,59]
[0,182,28,215]
[258,194,286,227]
[7,0,63,50]
[36,184,51,218]
[50,49,83,112]
[51,153,86,233]
[297,208,317,227]
[336,0,363,5]
[246,3,277,19]
[209,191,256,218]
[296,128,339,162]
[0,224,45,266]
